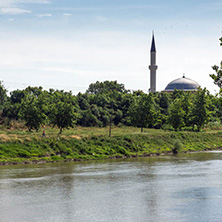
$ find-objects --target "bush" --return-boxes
[207,121,222,130]
[162,124,174,131]
[51,156,63,161]
[172,140,183,154]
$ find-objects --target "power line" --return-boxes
[2,80,148,93]
[3,81,87,90]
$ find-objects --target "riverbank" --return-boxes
[0,127,222,165]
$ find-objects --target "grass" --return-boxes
[0,126,222,165]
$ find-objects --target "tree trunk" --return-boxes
[57,128,63,140]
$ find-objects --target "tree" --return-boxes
[78,109,101,127]
[128,93,157,132]
[181,93,192,126]
[77,92,90,110]
[2,89,26,120]
[158,93,170,115]
[171,89,185,100]
[188,88,209,131]
[0,81,8,111]
[48,90,79,137]
[19,94,46,131]
[120,93,134,125]
[167,98,185,131]
[10,89,26,104]
[154,93,171,129]
[210,37,222,91]
[86,80,127,94]
[212,94,222,122]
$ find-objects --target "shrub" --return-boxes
[51,156,62,161]
[172,140,183,154]
[162,124,174,131]
[207,121,222,130]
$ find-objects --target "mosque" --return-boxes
[148,34,200,93]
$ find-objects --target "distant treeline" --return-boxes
[0,80,221,133]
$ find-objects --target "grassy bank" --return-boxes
[0,127,222,165]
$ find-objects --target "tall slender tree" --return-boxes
[167,98,185,131]
[188,88,209,131]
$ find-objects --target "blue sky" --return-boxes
[0,0,221,94]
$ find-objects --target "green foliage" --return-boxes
[210,62,222,90]
[210,37,222,92]
[206,121,222,130]
[181,93,192,126]
[0,80,221,134]
[172,140,183,154]
[18,150,31,158]
[129,93,158,132]
[171,89,185,100]
[48,90,79,135]
[2,89,26,120]
[1,127,222,164]
[158,93,170,115]
[19,94,46,131]
[0,81,8,111]
[86,80,127,94]
[188,88,209,131]
[167,98,185,131]
[79,109,102,127]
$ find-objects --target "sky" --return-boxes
[0,0,221,95]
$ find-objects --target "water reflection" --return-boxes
[1,151,222,221]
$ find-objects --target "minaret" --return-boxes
[149,33,158,92]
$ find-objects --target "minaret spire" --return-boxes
[149,32,158,92]
[151,31,156,52]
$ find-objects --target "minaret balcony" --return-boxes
[149,65,158,70]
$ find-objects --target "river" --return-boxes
[1,151,222,222]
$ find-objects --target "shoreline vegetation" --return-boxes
[0,126,222,165]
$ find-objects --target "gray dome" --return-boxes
[164,76,200,92]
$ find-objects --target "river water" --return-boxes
[1,151,222,222]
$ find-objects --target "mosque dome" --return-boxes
[163,75,200,92]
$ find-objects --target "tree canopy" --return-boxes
[129,93,157,132]
[167,98,185,131]
[210,37,222,91]
[188,88,209,131]
[86,80,127,94]
[0,80,221,133]
[48,90,79,136]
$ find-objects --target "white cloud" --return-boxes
[17,0,50,3]
[0,0,50,7]
[0,0,50,15]
[63,13,72,17]
[37,13,52,18]
[0,7,31,14]
[57,4,159,12]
